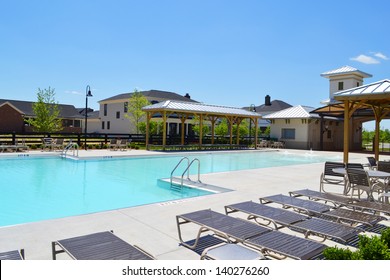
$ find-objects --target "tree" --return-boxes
[125,89,150,134]
[191,116,210,136]
[25,87,62,133]
[215,119,228,136]
[138,120,163,135]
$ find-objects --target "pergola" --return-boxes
[142,100,262,150]
[314,79,390,163]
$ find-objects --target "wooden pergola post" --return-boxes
[180,114,188,146]
[236,118,242,145]
[145,112,151,150]
[199,114,203,148]
[254,117,258,149]
[343,100,350,164]
[162,111,167,150]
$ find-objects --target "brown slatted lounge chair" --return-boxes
[260,194,333,216]
[225,201,360,244]
[0,249,25,260]
[319,161,347,194]
[244,231,326,260]
[177,209,327,260]
[290,188,390,216]
[225,201,307,229]
[51,231,154,260]
[260,194,385,227]
[290,189,356,207]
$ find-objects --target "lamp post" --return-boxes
[85,85,92,150]
[249,104,256,145]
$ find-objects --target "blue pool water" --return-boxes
[0,151,338,226]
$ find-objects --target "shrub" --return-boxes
[323,247,356,260]
[324,229,390,260]
[357,234,390,260]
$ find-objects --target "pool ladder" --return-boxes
[61,140,79,158]
[170,157,201,191]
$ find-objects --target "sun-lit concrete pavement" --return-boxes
[0,148,389,260]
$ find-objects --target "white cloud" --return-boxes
[350,54,380,64]
[373,52,389,60]
[65,90,82,95]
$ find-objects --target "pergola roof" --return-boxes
[334,79,390,102]
[143,100,262,118]
[312,79,390,117]
[142,100,262,150]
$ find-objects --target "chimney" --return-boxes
[184,93,191,99]
[265,95,271,106]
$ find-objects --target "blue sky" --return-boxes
[1,0,389,128]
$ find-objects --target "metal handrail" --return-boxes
[170,157,190,187]
[181,158,201,188]
[61,140,79,158]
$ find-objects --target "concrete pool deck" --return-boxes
[0,148,389,260]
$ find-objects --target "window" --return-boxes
[124,102,128,113]
[357,82,360,87]
[107,121,110,130]
[116,111,120,119]
[102,121,105,130]
[338,82,344,91]
[74,120,81,127]
[285,119,290,124]
[327,130,332,139]
[281,128,295,139]
[104,104,108,116]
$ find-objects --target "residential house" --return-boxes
[0,99,84,133]
[97,90,198,134]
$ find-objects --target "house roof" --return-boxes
[0,99,83,119]
[255,100,292,113]
[143,100,262,118]
[263,105,320,119]
[320,65,372,78]
[99,90,198,103]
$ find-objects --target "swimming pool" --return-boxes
[0,151,339,227]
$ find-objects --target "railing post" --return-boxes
[77,133,81,147]
[12,132,16,145]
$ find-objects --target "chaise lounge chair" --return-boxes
[51,231,154,260]
[290,188,390,216]
[260,194,385,227]
[225,201,360,244]
[177,209,327,260]
[0,249,25,260]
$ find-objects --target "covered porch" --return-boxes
[142,100,262,150]
[314,79,390,163]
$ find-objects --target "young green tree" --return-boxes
[191,116,210,136]
[125,89,151,134]
[138,120,163,135]
[215,119,228,136]
[25,87,62,133]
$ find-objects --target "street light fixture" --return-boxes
[85,85,93,150]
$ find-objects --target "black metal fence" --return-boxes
[0,132,269,150]
[0,132,146,149]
